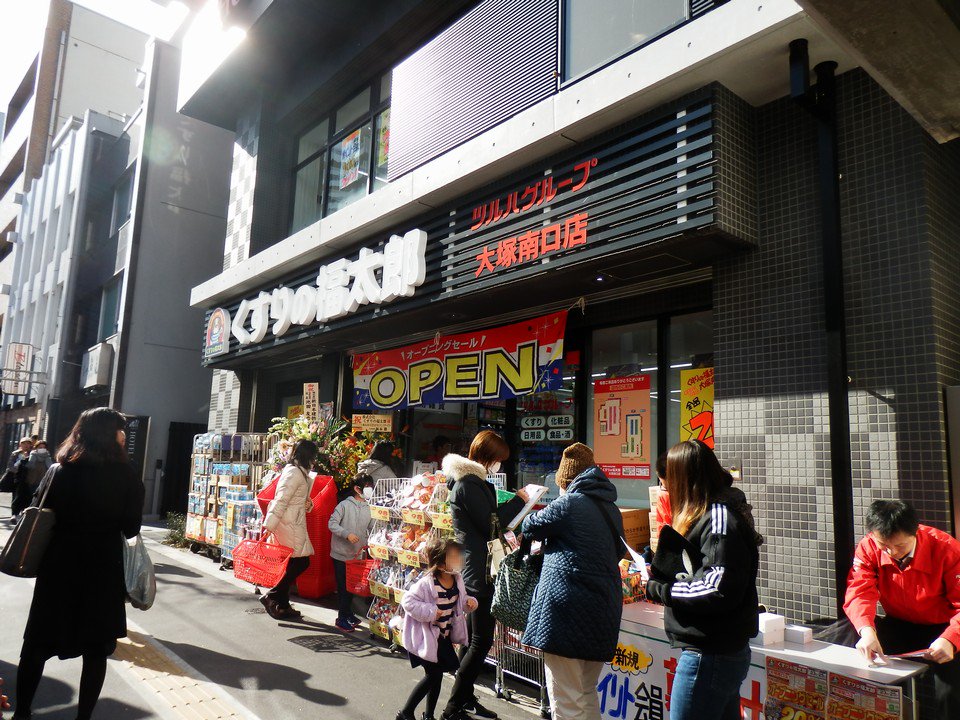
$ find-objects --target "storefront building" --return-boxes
[180,0,960,625]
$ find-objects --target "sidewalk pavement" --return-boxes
[0,496,540,720]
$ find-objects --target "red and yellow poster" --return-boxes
[352,312,567,410]
[764,657,827,720]
[826,673,901,720]
[679,367,714,449]
[593,375,651,480]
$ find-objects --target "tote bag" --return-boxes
[0,465,57,578]
[491,542,542,631]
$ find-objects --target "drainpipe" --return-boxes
[789,39,855,614]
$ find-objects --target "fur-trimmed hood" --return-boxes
[442,454,487,486]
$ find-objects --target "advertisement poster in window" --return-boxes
[376,108,390,168]
[679,367,714,448]
[593,375,651,480]
[339,129,362,189]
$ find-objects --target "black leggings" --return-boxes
[15,649,108,720]
[403,664,445,718]
[266,555,310,607]
[444,593,495,713]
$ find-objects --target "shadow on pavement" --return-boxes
[158,641,348,708]
[152,562,202,579]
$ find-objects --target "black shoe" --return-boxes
[259,595,286,620]
[441,711,470,720]
[396,712,415,720]
[421,714,437,720]
[464,699,498,719]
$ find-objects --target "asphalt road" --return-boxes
[0,496,540,719]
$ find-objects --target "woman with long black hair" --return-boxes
[644,440,762,720]
[13,408,144,720]
[261,438,318,620]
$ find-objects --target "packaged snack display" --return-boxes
[186,432,275,563]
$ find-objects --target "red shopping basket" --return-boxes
[232,539,293,587]
[345,558,377,597]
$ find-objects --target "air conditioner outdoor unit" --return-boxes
[80,342,114,390]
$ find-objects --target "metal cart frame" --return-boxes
[493,621,550,718]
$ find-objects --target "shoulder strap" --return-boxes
[35,463,59,509]
[587,494,623,559]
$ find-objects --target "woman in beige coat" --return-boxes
[261,439,318,619]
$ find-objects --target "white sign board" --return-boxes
[2,343,33,396]
[231,229,428,346]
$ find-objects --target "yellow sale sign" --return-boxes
[679,367,714,449]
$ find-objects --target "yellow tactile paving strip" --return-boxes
[114,630,252,720]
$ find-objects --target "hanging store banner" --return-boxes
[593,375,651,480]
[352,311,567,410]
[2,342,34,396]
[679,367,714,449]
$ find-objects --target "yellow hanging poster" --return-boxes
[679,367,714,449]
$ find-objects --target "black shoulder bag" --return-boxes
[0,464,58,578]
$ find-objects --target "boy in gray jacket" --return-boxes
[328,474,374,633]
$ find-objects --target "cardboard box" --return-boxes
[620,508,651,551]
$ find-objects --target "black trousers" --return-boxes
[11,479,33,516]
[266,556,310,607]
[444,593,495,713]
[820,615,960,720]
[332,559,353,620]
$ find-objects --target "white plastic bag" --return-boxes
[122,534,156,610]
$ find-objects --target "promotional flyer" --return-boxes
[593,374,651,480]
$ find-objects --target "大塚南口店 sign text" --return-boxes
[227,228,427,346]
[474,212,589,277]
[352,312,568,410]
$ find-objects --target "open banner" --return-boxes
[352,312,568,410]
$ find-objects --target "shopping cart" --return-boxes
[493,621,550,718]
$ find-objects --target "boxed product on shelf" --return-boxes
[185,513,203,540]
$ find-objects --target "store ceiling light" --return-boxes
[670,362,693,369]
[640,366,657,372]
[591,372,605,378]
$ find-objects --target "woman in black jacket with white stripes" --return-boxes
[644,440,763,720]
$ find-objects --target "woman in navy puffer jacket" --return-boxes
[522,443,623,720]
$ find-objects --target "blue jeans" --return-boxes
[670,645,752,720]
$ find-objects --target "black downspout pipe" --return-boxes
[790,40,855,614]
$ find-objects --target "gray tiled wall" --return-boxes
[715,69,960,623]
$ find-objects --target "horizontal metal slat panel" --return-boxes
[389,0,558,180]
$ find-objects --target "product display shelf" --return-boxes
[186,432,276,564]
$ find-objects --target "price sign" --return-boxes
[430,512,453,530]
[398,549,422,567]
[370,580,392,599]
[401,508,427,526]
[548,414,574,428]
[370,505,391,522]
[370,621,390,639]
[547,428,575,442]
[369,544,391,560]
[393,587,406,604]
[392,629,405,648]
[520,429,546,442]
[520,415,546,429]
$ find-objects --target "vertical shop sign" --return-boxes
[124,415,150,480]
[593,375,651,480]
[826,673,901,720]
[2,342,33,396]
[764,657,827,720]
[679,367,714,449]
[339,129,362,189]
[303,382,319,422]
[352,311,567,410]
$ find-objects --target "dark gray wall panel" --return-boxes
[389,0,558,180]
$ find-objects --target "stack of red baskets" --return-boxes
[257,472,338,599]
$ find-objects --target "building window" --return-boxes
[111,171,134,236]
[563,0,688,80]
[288,71,392,233]
[98,278,122,341]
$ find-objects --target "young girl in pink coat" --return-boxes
[397,536,477,720]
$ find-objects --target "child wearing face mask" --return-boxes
[397,536,477,720]
[329,474,375,633]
